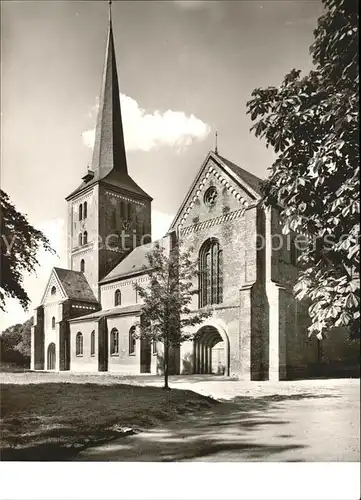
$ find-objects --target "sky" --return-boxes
[0,0,323,330]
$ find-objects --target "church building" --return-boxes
[31,4,359,380]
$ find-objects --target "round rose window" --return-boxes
[204,187,218,207]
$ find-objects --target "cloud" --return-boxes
[173,1,209,9]
[82,94,210,153]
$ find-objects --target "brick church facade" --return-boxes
[31,7,359,380]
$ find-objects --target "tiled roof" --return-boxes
[65,170,152,201]
[100,238,168,284]
[53,268,99,303]
[216,153,263,196]
[69,303,141,322]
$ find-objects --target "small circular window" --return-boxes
[204,187,218,207]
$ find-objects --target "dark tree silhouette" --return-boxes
[0,190,55,312]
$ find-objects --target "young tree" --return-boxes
[0,190,55,312]
[246,0,359,338]
[134,241,211,390]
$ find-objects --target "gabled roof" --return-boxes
[53,268,99,303]
[168,150,263,231]
[100,238,168,284]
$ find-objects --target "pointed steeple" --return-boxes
[91,0,128,178]
[66,1,152,202]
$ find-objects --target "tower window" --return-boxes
[199,238,223,307]
[76,332,83,356]
[129,326,136,355]
[120,201,125,219]
[128,203,133,220]
[79,204,83,221]
[83,231,88,245]
[90,330,95,356]
[110,328,119,355]
[78,233,83,247]
[83,201,87,219]
[114,289,122,306]
[51,316,55,329]
[51,286,56,295]
[80,259,85,273]
[152,340,157,355]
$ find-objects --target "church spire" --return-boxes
[90,0,128,179]
[108,0,112,24]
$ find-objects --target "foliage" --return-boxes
[0,317,33,365]
[246,0,359,338]
[134,241,211,388]
[0,190,55,312]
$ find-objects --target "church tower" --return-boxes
[65,2,152,298]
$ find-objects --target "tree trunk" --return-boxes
[163,342,169,390]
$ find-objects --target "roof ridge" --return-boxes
[216,153,263,182]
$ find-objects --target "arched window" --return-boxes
[110,328,119,355]
[80,259,85,273]
[51,316,55,329]
[83,201,87,219]
[199,239,223,307]
[114,289,121,306]
[90,330,95,357]
[129,326,136,355]
[152,340,157,355]
[83,231,88,245]
[79,204,83,221]
[78,233,83,247]
[51,286,56,295]
[76,332,83,356]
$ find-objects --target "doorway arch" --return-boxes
[193,324,230,376]
[47,343,56,370]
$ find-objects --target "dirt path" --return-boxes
[76,378,360,462]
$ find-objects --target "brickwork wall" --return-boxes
[176,158,263,379]
[98,185,152,281]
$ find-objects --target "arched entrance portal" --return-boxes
[193,326,229,375]
[47,343,56,370]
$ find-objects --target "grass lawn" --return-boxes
[0,381,217,461]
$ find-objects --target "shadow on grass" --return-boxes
[74,392,340,462]
[1,383,339,462]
